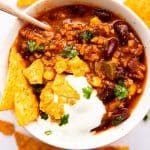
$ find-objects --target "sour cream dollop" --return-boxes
[37,75,106,140]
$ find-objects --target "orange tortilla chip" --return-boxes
[124,0,150,28]
[14,67,39,126]
[0,47,26,110]
[0,120,15,135]
[15,132,128,150]
[0,45,38,126]
[14,131,62,150]
[96,146,129,150]
[17,0,37,7]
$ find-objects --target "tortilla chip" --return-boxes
[0,120,15,135]
[14,131,61,150]
[40,82,64,120]
[15,132,30,148]
[124,0,150,28]
[0,45,38,125]
[96,146,129,150]
[54,56,70,74]
[23,59,44,84]
[40,75,80,120]
[40,82,54,107]
[54,56,89,76]
[52,74,80,99]
[14,69,39,126]
[0,47,26,110]
[68,56,90,76]
[17,0,37,7]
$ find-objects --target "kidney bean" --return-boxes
[113,20,129,46]
[104,38,118,60]
[97,87,115,103]
[93,8,112,22]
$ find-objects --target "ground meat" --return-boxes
[129,44,143,56]
[20,25,54,44]
[116,66,126,78]
[127,57,145,80]
[81,44,101,61]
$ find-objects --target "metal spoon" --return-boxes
[0,1,51,30]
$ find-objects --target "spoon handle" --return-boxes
[0,2,51,30]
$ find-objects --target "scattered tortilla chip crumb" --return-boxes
[14,131,62,150]
[96,146,129,150]
[0,120,129,150]
[0,120,15,135]
[124,0,150,28]
[17,0,37,7]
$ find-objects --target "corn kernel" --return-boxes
[91,76,101,87]
[128,40,135,47]
[90,17,101,25]
[128,84,137,96]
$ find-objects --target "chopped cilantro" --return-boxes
[40,112,48,120]
[111,116,125,126]
[61,45,79,58]
[80,30,94,41]
[44,130,52,135]
[27,40,45,52]
[82,86,93,99]
[59,114,69,126]
[114,80,128,100]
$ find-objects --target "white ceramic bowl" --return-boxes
[0,0,150,149]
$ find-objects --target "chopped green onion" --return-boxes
[44,130,52,135]
[82,86,93,99]
[143,115,148,121]
[111,116,125,126]
[59,114,69,126]
[143,110,150,121]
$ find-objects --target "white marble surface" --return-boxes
[0,0,150,150]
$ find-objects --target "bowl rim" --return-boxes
[4,0,150,149]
